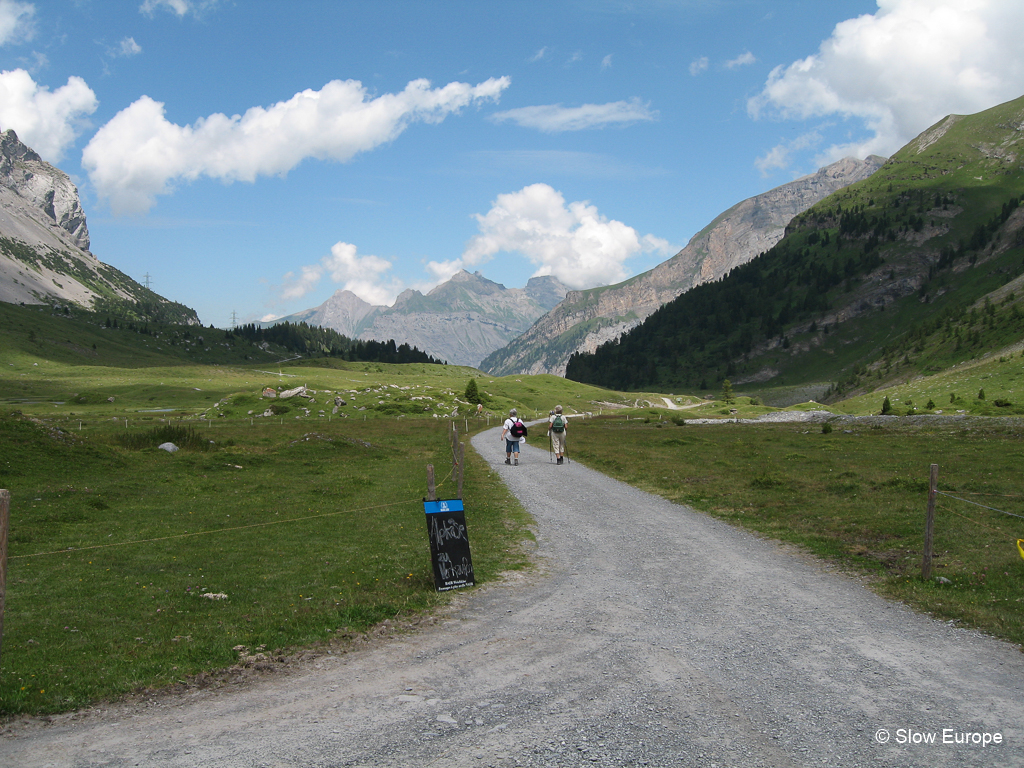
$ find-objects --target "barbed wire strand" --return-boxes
[945,490,1024,499]
[10,497,424,561]
[938,503,1013,538]
[936,490,1024,521]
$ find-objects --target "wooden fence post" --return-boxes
[922,464,938,579]
[426,465,436,502]
[0,489,10,669]
[457,442,465,500]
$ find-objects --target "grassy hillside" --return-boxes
[566,94,1024,400]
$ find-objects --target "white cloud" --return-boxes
[754,130,823,176]
[277,241,403,307]
[689,56,709,76]
[118,37,142,57]
[0,69,98,161]
[748,0,1024,169]
[529,47,548,62]
[453,183,675,290]
[82,75,510,214]
[725,51,756,69]
[0,0,34,46]
[140,0,219,17]
[490,98,657,132]
[602,54,614,70]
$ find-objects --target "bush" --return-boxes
[821,422,833,434]
[750,472,786,489]
[881,396,892,415]
[118,425,211,451]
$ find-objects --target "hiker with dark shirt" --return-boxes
[501,408,527,465]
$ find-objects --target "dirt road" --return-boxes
[2,426,1022,767]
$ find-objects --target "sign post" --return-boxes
[423,498,475,592]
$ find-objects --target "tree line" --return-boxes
[230,321,445,364]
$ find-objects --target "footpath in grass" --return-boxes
[569,416,1024,649]
[0,413,531,716]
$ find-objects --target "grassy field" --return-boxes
[0,411,534,715]
[2,300,1024,717]
[568,414,1024,648]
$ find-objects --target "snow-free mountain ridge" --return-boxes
[481,155,887,376]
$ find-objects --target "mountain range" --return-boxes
[0,129,197,324]
[565,93,1024,399]
[272,270,567,367]
[480,155,886,376]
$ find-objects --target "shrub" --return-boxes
[118,425,211,451]
[821,422,833,434]
[881,396,892,415]
[750,472,786,489]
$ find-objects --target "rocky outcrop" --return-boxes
[0,129,199,323]
[274,270,568,368]
[481,155,887,376]
[0,129,90,250]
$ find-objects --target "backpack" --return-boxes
[510,419,527,438]
[551,414,565,433]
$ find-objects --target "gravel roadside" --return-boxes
[1,425,1022,767]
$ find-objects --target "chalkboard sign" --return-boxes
[423,499,475,592]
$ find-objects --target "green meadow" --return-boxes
[1,302,1023,716]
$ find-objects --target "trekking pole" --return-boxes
[548,433,553,463]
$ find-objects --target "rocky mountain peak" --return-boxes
[0,128,90,250]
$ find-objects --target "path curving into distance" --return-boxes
[2,425,1023,767]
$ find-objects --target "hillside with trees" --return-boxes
[566,95,1024,400]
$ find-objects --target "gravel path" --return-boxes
[2,426,1022,767]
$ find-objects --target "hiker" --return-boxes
[548,405,568,464]
[501,408,527,465]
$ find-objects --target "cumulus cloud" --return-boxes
[0,69,98,161]
[601,54,613,70]
[490,98,657,132]
[140,0,219,17]
[689,56,709,76]
[446,183,675,290]
[753,130,823,176]
[0,0,34,46]
[278,241,402,306]
[749,0,1024,170]
[117,37,142,57]
[82,75,510,214]
[725,51,756,69]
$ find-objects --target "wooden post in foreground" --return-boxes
[457,442,465,500]
[426,465,436,502]
[0,489,10,669]
[921,464,938,579]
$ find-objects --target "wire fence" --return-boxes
[932,484,1024,568]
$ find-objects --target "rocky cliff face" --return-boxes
[481,155,887,376]
[0,128,199,323]
[0,129,90,250]
[275,270,568,367]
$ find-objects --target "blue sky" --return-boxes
[1,0,1023,326]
